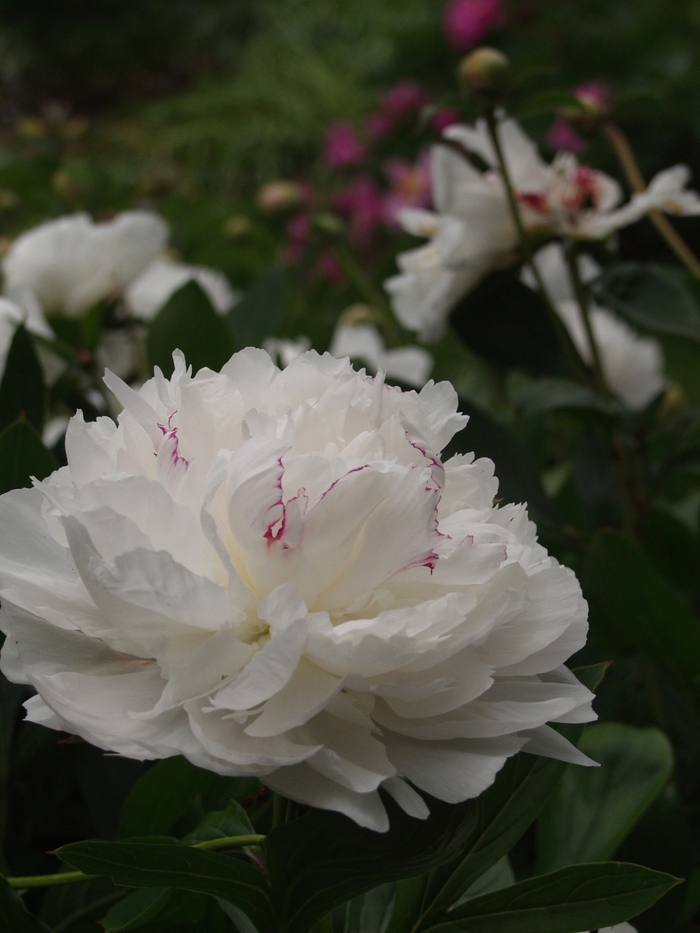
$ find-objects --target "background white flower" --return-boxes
[2,211,169,318]
[125,257,239,321]
[386,114,700,340]
[329,321,433,387]
[523,243,666,411]
[0,349,594,831]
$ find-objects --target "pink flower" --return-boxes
[382,152,432,227]
[333,176,384,245]
[366,81,431,138]
[574,81,612,115]
[284,213,310,261]
[431,107,461,133]
[443,0,502,51]
[315,249,346,285]
[322,121,367,169]
[546,118,588,155]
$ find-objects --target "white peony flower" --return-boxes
[386,114,700,339]
[330,322,433,388]
[523,244,665,411]
[125,258,239,322]
[0,349,594,831]
[2,212,169,318]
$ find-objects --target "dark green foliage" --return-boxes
[0,419,58,495]
[146,280,236,377]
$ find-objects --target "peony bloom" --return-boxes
[386,114,700,339]
[384,210,492,342]
[125,259,239,322]
[2,212,169,318]
[443,0,502,50]
[0,349,594,831]
[522,243,665,411]
[322,121,367,169]
[329,322,433,388]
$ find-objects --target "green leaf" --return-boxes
[641,507,700,597]
[101,887,172,932]
[593,264,700,340]
[118,756,225,839]
[659,334,700,403]
[445,397,560,528]
[0,876,53,933]
[0,418,58,495]
[146,280,236,377]
[585,530,700,690]
[536,723,673,873]
[513,378,620,418]
[0,326,45,433]
[425,862,679,933]
[391,664,608,932]
[420,750,577,919]
[228,266,287,348]
[453,857,515,906]
[264,793,478,933]
[183,799,255,845]
[56,839,275,933]
[345,884,395,933]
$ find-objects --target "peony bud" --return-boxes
[459,47,512,102]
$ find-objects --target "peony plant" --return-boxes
[0,22,697,933]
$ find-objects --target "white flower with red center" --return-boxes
[386,114,700,339]
[0,349,594,830]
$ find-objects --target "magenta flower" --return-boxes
[366,81,430,138]
[322,121,367,169]
[315,249,346,285]
[546,118,588,155]
[443,0,502,51]
[382,152,432,227]
[431,108,462,133]
[333,176,384,245]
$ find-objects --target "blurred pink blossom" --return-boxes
[333,176,384,244]
[382,152,432,227]
[443,0,502,51]
[431,108,462,133]
[323,121,367,168]
[284,213,310,261]
[366,81,431,137]
[574,81,612,115]
[546,118,587,155]
[315,249,346,285]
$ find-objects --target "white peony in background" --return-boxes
[0,348,594,831]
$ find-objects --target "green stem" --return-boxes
[272,792,286,830]
[7,871,95,889]
[5,833,266,888]
[604,122,700,278]
[564,243,610,397]
[483,110,591,385]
